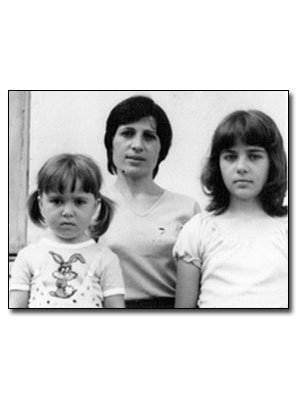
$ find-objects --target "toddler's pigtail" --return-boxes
[27,190,44,226]
[90,195,114,240]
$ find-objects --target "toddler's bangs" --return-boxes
[41,163,99,196]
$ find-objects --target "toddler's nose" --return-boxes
[62,203,74,216]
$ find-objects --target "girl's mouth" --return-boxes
[60,222,75,226]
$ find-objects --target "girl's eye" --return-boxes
[50,198,63,205]
[249,154,262,161]
[75,199,86,206]
[223,154,236,161]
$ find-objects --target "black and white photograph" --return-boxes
[2,1,299,400]
[9,90,289,310]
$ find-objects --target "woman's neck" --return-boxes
[114,174,162,197]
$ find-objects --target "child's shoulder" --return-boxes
[181,212,217,233]
[272,214,288,234]
[16,239,46,256]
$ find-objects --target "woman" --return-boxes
[100,95,200,308]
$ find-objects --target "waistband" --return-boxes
[125,297,175,309]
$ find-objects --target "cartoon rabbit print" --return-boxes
[49,251,86,299]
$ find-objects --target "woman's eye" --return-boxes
[121,130,134,138]
[144,132,157,141]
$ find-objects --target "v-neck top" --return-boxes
[113,185,167,216]
[101,186,200,301]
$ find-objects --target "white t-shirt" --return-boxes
[10,238,125,308]
[173,213,288,308]
[100,186,200,301]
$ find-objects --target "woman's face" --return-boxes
[112,116,161,179]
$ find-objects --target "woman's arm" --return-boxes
[103,294,125,308]
[175,260,201,308]
[9,290,30,308]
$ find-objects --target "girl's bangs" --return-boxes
[41,163,98,195]
[216,115,271,151]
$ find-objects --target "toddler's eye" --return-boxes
[50,198,62,205]
[75,199,86,206]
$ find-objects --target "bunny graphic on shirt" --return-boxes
[49,251,86,299]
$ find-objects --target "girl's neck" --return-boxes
[225,198,267,219]
[45,230,91,245]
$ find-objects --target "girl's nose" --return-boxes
[62,202,74,216]
[236,156,249,173]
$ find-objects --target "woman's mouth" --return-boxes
[126,156,145,161]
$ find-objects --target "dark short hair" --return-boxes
[104,95,172,178]
[201,110,287,216]
[28,153,114,238]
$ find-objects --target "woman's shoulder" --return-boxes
[163,190,200,209]
[95,240,121,263]
[102,185,118,201]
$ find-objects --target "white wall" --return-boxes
[28,90,288,243]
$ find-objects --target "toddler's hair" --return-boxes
[28,153,113,238]
[201,110,287,216]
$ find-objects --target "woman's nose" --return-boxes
[131,134,144,151]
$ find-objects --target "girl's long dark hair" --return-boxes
[28,153,114,239]
[201,110,287,216]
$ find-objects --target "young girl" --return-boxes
[174,110,288,308]
[9,154,125,308]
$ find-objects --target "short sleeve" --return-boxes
[9,248,33,291]
[96,249,125,298]
[173,214,206,269]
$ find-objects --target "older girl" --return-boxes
[174,110,288,308]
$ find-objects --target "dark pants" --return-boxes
[125,297,175,309]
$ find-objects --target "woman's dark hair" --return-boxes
[28,153,114,239]
[104,95,172,178]
[201,110,287,216]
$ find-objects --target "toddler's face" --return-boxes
[39,181,99,243]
